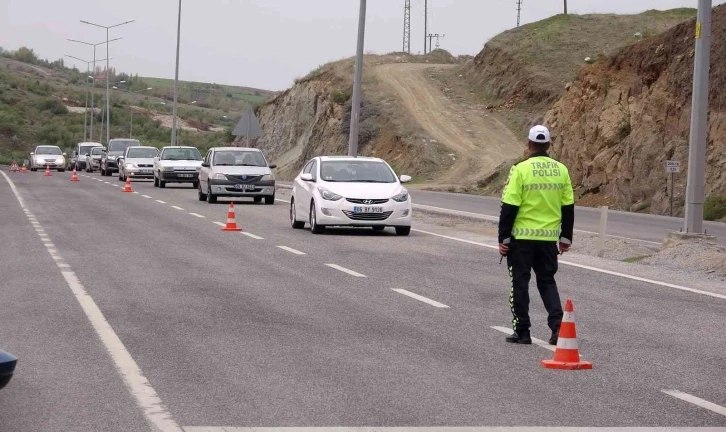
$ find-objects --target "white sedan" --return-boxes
[290,156,412,236]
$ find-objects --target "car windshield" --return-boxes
[126,148,159,158]
[213,151,267,167]
[80,146,98,156]
[35,147,62,155]
[108,140,140,155]
[320,160,397,183]
[162,148,202,161]
[91,147,105,155]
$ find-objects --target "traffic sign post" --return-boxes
[665,160,681,216]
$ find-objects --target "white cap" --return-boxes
[528,125,551,143]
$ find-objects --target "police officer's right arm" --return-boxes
[499,165,522,244]
[560,168,575,244]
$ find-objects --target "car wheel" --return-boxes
[291,199,305,229]
[265,195,275,205]
[153,175,159,187]
[159,178,166,188]
[31,168,37,172]
[192,181,199,189]
[395,226,411,236]
[118,170,124,181]
[198,182,207,201]
[58,169,65,173]
[206,185,217,204]
[254,196,262,203]
[310,201,325,234]
[372,226,386,232]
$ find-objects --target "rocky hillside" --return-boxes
[546,5,726,215]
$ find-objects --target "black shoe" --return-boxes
[505,332,532,344]
[549,329,559,346]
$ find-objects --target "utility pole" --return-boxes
[171,0,183,147]
[424,0,428,54]
[428,33,444,51]
[564,0,568,15]
[684,0,712,234]
[348,0,367,157]
[402,0,411,54]
[517,0,523,27]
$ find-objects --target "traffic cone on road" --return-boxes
[21,163,27,173]
[70,168,80,182]
[44,165,51,177]
[122,176,134,193]
[221,202,243,232]
[541,299,593,370]
[9,161,17,172]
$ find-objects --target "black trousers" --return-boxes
[506,240,563,336]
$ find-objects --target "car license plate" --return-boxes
[353,206,383,213]
[234,184,255,190]
[178,174,193,178]
[140,169,152,174]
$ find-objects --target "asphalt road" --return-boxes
[1,170,725,431]
[408,190,726,244]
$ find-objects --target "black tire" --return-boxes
[372,226,386,232]
[310,202,325,234]
[290,199,305,229]
[159,178,166,188]
[192,181,199,189]
[30,168,37,172]
[265,195,275,205]
[58,169,65,173]
[118,171,125,182]
[206,185,217,204]
[254,196,262,203]
[395,226,411,236]
[153,176,159,187]
[198,182,207,201]
[100,166,106,176]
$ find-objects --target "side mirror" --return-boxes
[29,152,34,156]
[84,153,90,157]
[301,173,314,182]
[201,162,210,168]
[154,157,160,162]
[269,164,277,169]
[0,349,18,390]
[400,175,412,183]
[63,152,68,157]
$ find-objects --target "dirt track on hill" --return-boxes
[375,63,521,185]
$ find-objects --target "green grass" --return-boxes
[140,77,272,107]
[704,196,726,221]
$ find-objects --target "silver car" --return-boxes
[29,145,66,172]
[85,146,105,173]
[118,146,159,182]
[198,147,276,204]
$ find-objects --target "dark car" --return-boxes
[0,349,17,390]
[101,138,141,176]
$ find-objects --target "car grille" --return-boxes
[137,164,153,168]
[44,159,56,162]
[346,198,389,204]
[226,175,262,183]
[343,210,393,221]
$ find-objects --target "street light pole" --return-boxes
[113,86,152,138]
[171,0,183,147]
[65,55,111,142]
[80,19,134,145]
[684,0,712,234]
[348,0,367,157]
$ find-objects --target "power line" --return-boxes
[403,0,411,54]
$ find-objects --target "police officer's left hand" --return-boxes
[558,242,571,254]
[499,243,509,256]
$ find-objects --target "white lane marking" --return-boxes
[133,191,139,194]
[491,326,556,352]
[189,213,205,218]
[213,221,226,227]
[242,232,264,240]
[104,181,110,184]
[413,228,726,301]
[0,171,183,432]
[277,245,306,255]
[325,264,366,278]
[141,195,152,199]
[276,198,291,203]
[392,288,449,308]
[155,200,167,204]
[662,390,726,417]
[171,206,185,211]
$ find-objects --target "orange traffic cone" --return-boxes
[44,165,52,177]
[21,163,27,173]
[122,176,134,193]
[541,298,592,370]
[70,168,80,182]
[9,161,17,172]
[221,202,243,232]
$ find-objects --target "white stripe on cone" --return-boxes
[555,337,579,350]
[563,311,574,322]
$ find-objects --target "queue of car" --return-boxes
[28,140,413,235]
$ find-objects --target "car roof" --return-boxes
[211,147,261,152]
[161,146,198,150]
[78,142,103,146]
[318,155,384,163]
[35,145,61,148]
[126,146,157,150]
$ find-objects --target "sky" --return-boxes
[1,0,724,91]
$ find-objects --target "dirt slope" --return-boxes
[375,63,521,185]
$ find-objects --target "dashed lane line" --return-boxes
[412,228,726,301]
[491,326,556,353]
[0,171,183,431]
[189,213,206,218]
[213,221,226,227]
[155,200,167,204]
[662,390,726,418]
[391,288,449,308]
[325,263,366,278]
[171,206,185,211]
[277,245,306,255]
[241,232,264,240]
[141,195,152,199]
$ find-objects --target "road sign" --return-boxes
[665,160,681,173]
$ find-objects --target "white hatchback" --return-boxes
[290,156,413,235]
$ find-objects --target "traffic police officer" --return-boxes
[498,125,575,345]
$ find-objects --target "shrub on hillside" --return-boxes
[331,88,352,105]
[0,111,21,136]
[38,98,68,115]
[38,124,73,147]
[704,196,726,221]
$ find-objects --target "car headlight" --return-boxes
[195,166,202,172]
[161,166,175,172]
[317,187,343,201]
[392,189,409,202]
[260,174,274,181]
[57,157,65,164]
[125,163,136,169]
[213,173,228,180]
